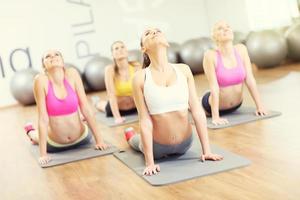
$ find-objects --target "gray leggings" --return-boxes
[47,131,92,153]
[128,134,193,159]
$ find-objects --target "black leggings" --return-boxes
[201,91,242,116]
[105,102,137,117]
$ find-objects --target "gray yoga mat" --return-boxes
[206,107,281,129]
[114,135,251,186]
[30,141,118,168]
[96,112,139,127]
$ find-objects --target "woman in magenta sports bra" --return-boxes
[202,20,267,126]
[24,50,108,165]
[125,28,222,176]
[93,41,141,124]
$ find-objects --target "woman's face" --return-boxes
[42,50,64,71]
[111,42,128,60]
[141,28,169,53]
[213,21,234,44]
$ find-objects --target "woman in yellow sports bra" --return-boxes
[94,41,141,124]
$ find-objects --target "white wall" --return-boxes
[204,0,299,33]
[245,0,298,31]
[96,0,210,52]
[0,0,298,107]
[204,0,250,33]
[0,0,209,107]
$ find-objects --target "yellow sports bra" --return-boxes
[114,65,135,97]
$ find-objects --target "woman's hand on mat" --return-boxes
[201,153,223,162]
[39,155,51,165]
[95,142,109,150]
[212,117,229,125]
[255,107,268,116]
[143,164,160,176]
[115,117,126,124]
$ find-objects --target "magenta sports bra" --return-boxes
[215,49,246,87]
[46,79,79,116]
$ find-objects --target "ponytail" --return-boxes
[140,39,151,68]
[142,53,151,68]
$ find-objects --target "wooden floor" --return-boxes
[1,63,300,200]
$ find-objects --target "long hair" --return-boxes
[140,39,151,68]
[111,41,140,75]
[111,41,123,75]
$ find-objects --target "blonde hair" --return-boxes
[211,20,228,45]
[110,41,137,75]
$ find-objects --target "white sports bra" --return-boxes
[143,65,189,115]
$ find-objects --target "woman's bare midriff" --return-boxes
[210,84,244,109]
[117,96,136,110]
[151,109,192,145]
[48,112,85,144]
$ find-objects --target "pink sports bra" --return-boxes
[46,79,79,116]
[215,49,246,87]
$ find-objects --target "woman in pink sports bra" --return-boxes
[202,20,267,126]
[24,50,108,165]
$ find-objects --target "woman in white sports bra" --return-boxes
[125,28,223,176]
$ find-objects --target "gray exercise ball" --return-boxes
[10,68,39,105]
[81,73,93,93]
[246,30,287,68]
[168,42,181,63]
[233,31,248,44]
[128,49,143,64]
[180,37,215,74]
[276,26,290,36]
[285,24,300,61]
[84,56,112,91]
[65,62,92,93]
[65,62,81,74]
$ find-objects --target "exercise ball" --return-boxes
[128,49,143,64]
[246,30,287,68]
[65,62,92,92]
[276,26,289,36]
[84,56,112,91]
[10,68,39,105]
[81,73,93,93]
[65,62,81,74]
[180,37,215,74]
[285,24,300,61]
[168,42,181,63]
[233,31,248,44]
[294,18,300,25]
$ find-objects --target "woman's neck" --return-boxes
[115,58,129,71]
[218,41,234,56]
[48,67,64,85]
[148,47,169,72]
